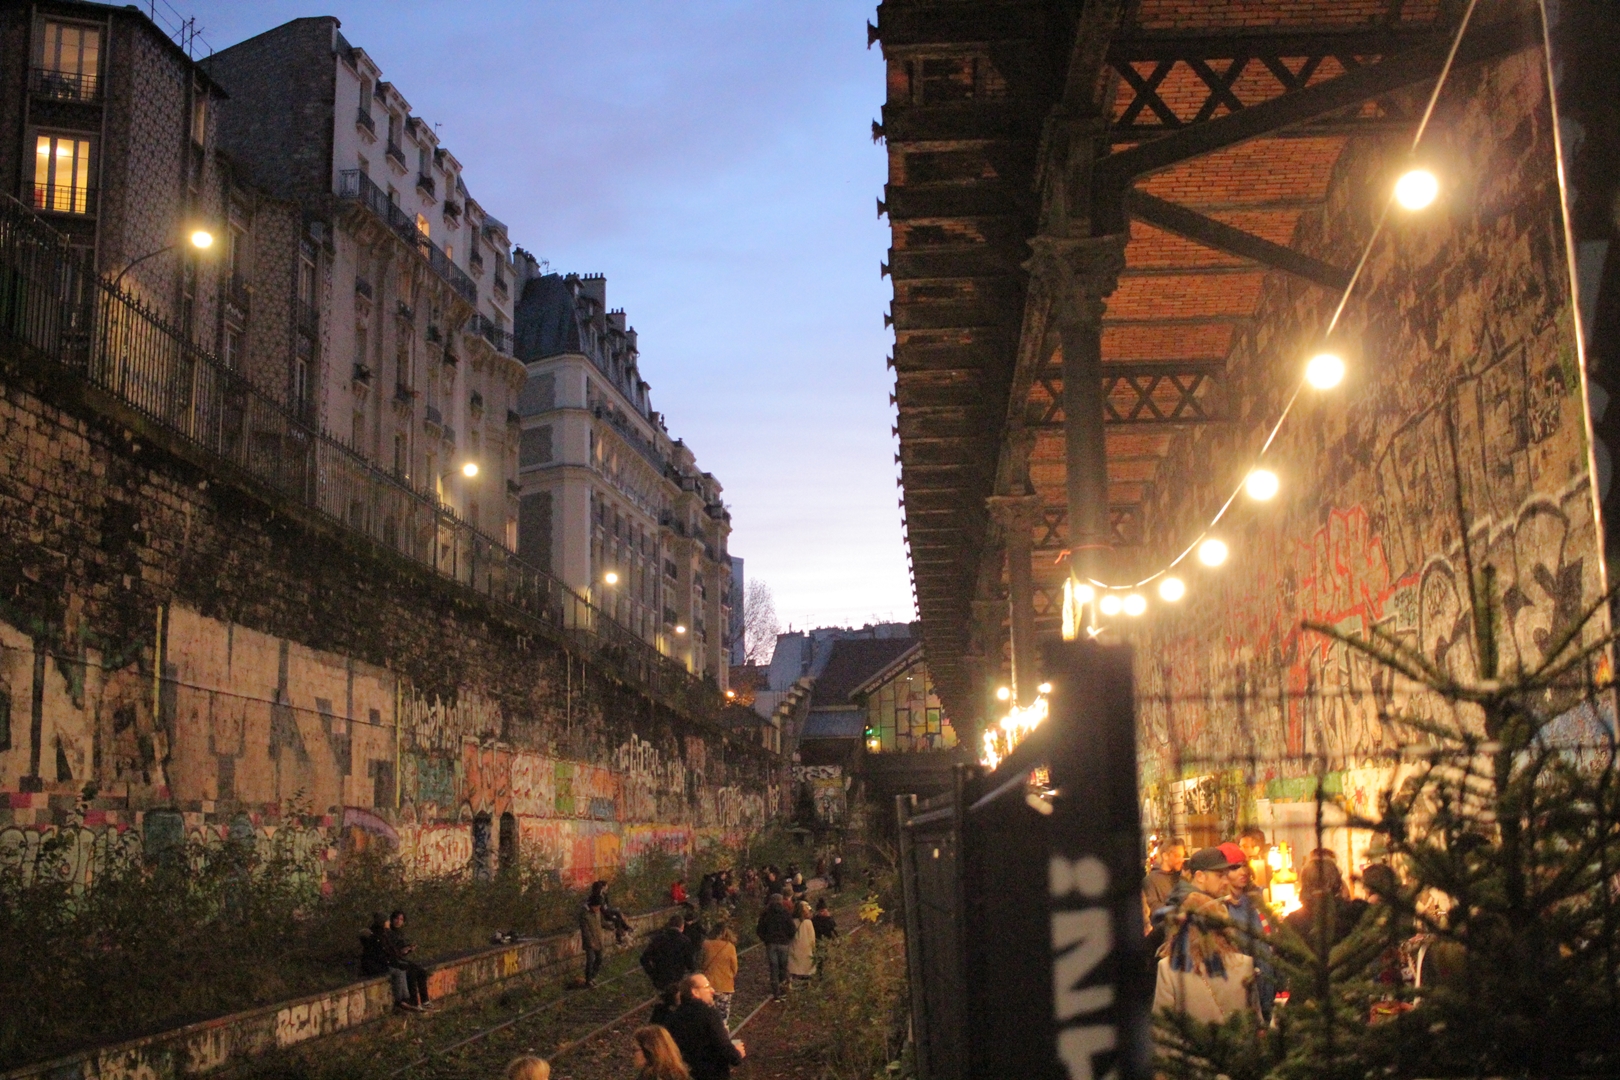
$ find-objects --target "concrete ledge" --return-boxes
[4,906,679,1080]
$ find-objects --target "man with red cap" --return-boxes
[1152,845,1257,1022]
[1219,841,1276,1020]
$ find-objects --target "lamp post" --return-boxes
[111,228,214,291]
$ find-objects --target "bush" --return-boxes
[795,921,909,1080]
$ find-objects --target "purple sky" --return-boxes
[183,1,908,632]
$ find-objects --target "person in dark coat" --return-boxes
[682,904,706,952]
[811,899,839,940]
[662,973,745,1080]
[579,896,606,987]
[640,914,696,991]
[755,892,797,999]
[385,910,434,1010]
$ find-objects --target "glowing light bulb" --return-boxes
[1305,352,1345,390]
[674,624,687,635]
[1098,594,1123,617]
[189,229,214,249]
[1198,538,1229,567]
[1075,583,1095,605]
[603,571,619,585]
[1245,469,1279,501]
[1158,577,1186,602]
[461,462,479,478]
[996,686,1011,702]
[1122,593,1147,617]
[1394,168,1439,210]
[1037,682,1052,695]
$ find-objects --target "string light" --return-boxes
[996,686,1011,702]
[1198,538,1229,567]
[1245,469,1279,501]
[1037,681,1052,694]
[1044,3,1476,618]
[1122,593,1147,617]
[980,691,1050,769]
[1394,168,1439,210]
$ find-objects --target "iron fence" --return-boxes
[0,195,723,721]
[337,169,477,305]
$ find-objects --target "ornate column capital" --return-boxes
[1025,233,1128,327]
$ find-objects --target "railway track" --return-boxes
[233,894,865,1080]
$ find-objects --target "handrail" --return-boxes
[0,195,721,721]
[337,170,477,305]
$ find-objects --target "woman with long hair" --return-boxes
[787,899,817,984]
[630,1025,690,1080]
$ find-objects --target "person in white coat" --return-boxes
[787,900,817,986]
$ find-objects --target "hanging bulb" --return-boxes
[1098,594,1123,616]
[1305,353,1345,390]
[996,686,1011,702]
[1122,594,1147,617]
[1158,577,1186,602]
[1198,538,1229,567]
[1245,469,1279,501]
[1394,168,1439,210]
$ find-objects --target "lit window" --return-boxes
[35,21,100,100]
[415,213,430,239]
[33,134,93,214]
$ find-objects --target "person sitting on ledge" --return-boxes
[385,909,435,1011]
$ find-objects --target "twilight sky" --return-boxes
[183,1,909,632]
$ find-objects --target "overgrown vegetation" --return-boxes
[0,829,731,1070]
[795,886,909,1080]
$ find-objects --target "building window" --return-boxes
[224,329,243,371]
[32,133,93,214]
[351,412,364,450]
[298,251,316,306]
[415,213,430,239]
[394,432,407,477]
[34,21,100,100]
[293,350,310,408]
[191,92,207,147]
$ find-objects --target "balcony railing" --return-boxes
[416,173,435,198]
[296,299,318,335]
[0,194,722,722]
[337,170,477,305]
[356,108,375,135]
[385,141,406,168]
[29,67,100,102]
[27,182,96,217]
[468,313,513,356]
[226,272,250,314]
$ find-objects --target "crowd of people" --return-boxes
[1144,830,1434,1026]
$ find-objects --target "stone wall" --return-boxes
[0,353,782,888]
[1127,52,1606,800]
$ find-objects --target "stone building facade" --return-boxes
[0,0,301,390]
[513,268,734,686]
[203,17,524,544]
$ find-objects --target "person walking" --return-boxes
[662,974,745,1080]
[788,900,817,986]
[682,904,706,953]
[755,891,797,1000]
[1153,846,1256,1023]
[811,898,839,940]
[385,910,435,1011]
[698,924,739,1024]
[641,914,697,992]
[630,1025,691,1080]
[830,855,844,892]
[579,892,606,988]
[503,1055,549,1080]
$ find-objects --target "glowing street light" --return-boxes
[674,624,687,635]
[603,571,619,585]
[1198,538,1229,567]
[461,461,479,478]
[1394,168,1439,210]
[1037,682,1052,695]
[190,229,214,249]
[1122,593,1147,617]
[996,686,1012,702]
[1245,469,1279,501]
[1098,594,1123,617]
[1305,352,1345,390]
[1158,577,1186,602]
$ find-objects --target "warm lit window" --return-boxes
[35,21,100,100]
[191,92,207,147]
[33,134,93,214]
[415,213,430,238]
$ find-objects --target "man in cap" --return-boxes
[1153,846,1255,1021]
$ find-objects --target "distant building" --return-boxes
[851,641,957,753]
[512,268,732,686]
[205,18,524,542]
[728,556,746,666]
[798,637,918,761]
[764,622,913,694]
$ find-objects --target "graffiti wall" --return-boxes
[0,604,777,888]
[1130,51,1609,799]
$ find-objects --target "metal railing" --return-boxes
[356,108,375,135]
[338,170,476,305]
[26,182,96,217]
[0,194,723,721]
[468,313,513,356]
[29,67,100,101]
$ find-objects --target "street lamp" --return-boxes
[603,571,619,586]
[674,624,687,635]
[461,461,479,478]
[111,227,214,290]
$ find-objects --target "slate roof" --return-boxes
[808,637,918,709]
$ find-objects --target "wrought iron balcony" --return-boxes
[394,382,416,403]
[27,181,95,216]
[353,362,372,383]
[296,299,318,334]
[416,172,435,198]
[29,67,99,102]
[355,276,373,300]
[493,274,509,299]
[337,170,477,305]
[356,108,375,135]
[424,404,443,428]
[226,272,251,313]
[385,140,406,168]
[468,313,514,356]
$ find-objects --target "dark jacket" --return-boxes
[663,998,743,1080]
[359,926,391,976]
[383,925,415,966]
[685,918,706,952]
[756,903,797,946]
[812,912,838,940]
[640,927,696,989]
